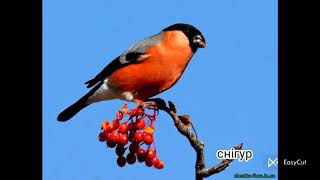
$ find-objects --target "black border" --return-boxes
[279,0,310,178]
[34,0,42,179]
[278,0,286,178]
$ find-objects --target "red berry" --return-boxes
[98,132,107,142]
[126,152,137,164]
[118,134,128,145]
[154,160,164,169]
[143,134,153,145]
[106,140,117,148]
[145,158,153,167]
[104,124,113,133]
[128,132,135,142]
[146,149,156,160]
[135,118,146,129]
[137,148,146,162]
[106,133,112,140]
[128,122,136,131]
[152,157,160,165]
[101,120,109,130]
[135,107,144,115]
[129,143,139,153]
[119,123,128,134]
[134,131,144,142]
[116,145,126,156]
[116,111,123,120]
[112,120,120,130]
[108,130,120,143]
[144,126,154,134]
[137,148,146,154]
[117,156,126,167]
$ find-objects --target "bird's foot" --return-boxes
[134,98,167,113]
[134,99,146,107]
[145,98,167,111]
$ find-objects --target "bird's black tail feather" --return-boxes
[58,82,103,122]
[57,95,89,122]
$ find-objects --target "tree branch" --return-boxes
[153,99,243,180]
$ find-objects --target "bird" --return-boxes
[57,23,206,122]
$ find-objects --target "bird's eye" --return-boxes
[193,35,206,48]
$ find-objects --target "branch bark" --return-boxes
[154,100,243,180]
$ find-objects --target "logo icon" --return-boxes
[267,157,278,167]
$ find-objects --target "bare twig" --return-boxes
[154,99,243,180]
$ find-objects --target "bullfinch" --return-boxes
[58,23,206,122]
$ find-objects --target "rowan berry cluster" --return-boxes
[98,103,164,169]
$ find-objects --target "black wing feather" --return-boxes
[85,56,120,88]
[85,52,145,88]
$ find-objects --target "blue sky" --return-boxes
[43,0,278,179]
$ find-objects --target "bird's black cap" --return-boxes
[163,23,206,52]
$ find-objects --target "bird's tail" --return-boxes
[57,94,89,122]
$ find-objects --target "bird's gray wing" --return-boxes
[84,32,163,88]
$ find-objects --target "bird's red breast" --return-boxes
[108,30,193,100]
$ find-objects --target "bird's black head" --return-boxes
[163,23,206,52]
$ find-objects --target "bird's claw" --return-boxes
[134,99,159,111]
[144,101,157,109]
[145,98,167,111]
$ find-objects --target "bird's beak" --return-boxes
[193,35,206,48]
[198,40,206,48]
